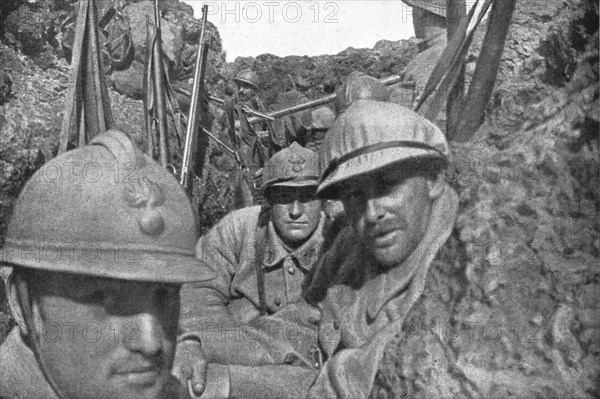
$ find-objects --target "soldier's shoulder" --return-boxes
[227,205,262,220]
[216,205,263,231]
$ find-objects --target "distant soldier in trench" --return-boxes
[219,68,277,203]
[297,106,335,154]
[399,0,449,106]
[230,69,269,171]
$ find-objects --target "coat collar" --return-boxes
[262,212,326,271]
[0,328,60,399]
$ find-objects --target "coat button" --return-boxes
[333,320,339,329]
[274,298,282,306]
[288,266,295,275]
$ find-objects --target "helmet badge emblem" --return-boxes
[123,176,166,237]
[288,157,305,174]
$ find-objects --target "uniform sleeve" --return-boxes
[180,211,239,334]
[228,364,318,399]
[222,319,398,399]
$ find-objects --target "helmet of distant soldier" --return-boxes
[303,106,335,130]
[261,142,320,192]
[318,100,451,198]
[401,0,447,17]
[2,130,213,284]
[234,69,260,90]
[335,71,390,116]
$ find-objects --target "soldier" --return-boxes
[233,68,261,107]
[402,0,447,47]
[300,99,459,396]
[270,90,311,150]
[179,100,459,398]
[334,71,390,116]
[222,68,270,204]
[297,106,335,153]
[177,141,327,395]
[400,0,450,107]
[0,130,213,399]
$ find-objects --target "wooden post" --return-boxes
[446,0,466,136]
[451,0,517,142]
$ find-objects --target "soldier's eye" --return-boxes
[155,285,179,307]
[343,189,362,202]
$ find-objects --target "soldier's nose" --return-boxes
[289,200,303,219]
[124,313,163,357]
[364,198,385,224]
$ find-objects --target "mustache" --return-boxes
[112,355,165,375]
[367,219,408,237]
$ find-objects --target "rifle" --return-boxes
[180,5,211,194]
[59,0,114,153]
[208,95,274,122]
[246,75,412,124]
[153,0,169,166]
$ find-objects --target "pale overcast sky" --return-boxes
[183,1,416,60]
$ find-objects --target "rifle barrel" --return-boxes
[247,75,413,124]
[180,5,209,191]
[202,127,236,156]
[153,0,170,167]
[208,95,274,122]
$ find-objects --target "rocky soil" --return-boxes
[0,0,598,397]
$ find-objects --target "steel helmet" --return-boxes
[318,100,451,197]
[335,71,390,116]
[1,130,213,284]
[401,0,447,17]
[262,142,320,191]
[234,69,259,89]
[303,106,335,130]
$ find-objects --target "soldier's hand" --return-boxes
[172,338,208,397]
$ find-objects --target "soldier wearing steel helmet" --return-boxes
[221,68,270,199]
[296,106,335,154]
[175,142,327,396]
[177,100,459,398]
[0,130,214,399]
[400,0,450,107]
[233,68,260,105]
[301,99,459,397]
[334,71,390,116]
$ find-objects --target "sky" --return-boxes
[183,1,417,61]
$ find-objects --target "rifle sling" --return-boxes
[254,222,268,315]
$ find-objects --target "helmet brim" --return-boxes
[234,78,258,90]
[317,147,445,198]
[269,179,319,188]
[1,240,215,284]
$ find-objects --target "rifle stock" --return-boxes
[180,5,210,194]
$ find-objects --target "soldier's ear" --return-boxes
[426,170,445,200]
[5,270,29,336]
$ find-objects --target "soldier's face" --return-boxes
[268,186,321,249]
[237,82,256,100]
[341,164,439,268]
[27,271,180,399]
